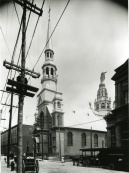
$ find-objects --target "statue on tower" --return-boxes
[100,72,107,83]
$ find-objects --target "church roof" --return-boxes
[63,104,107,132]
[47,104,107,132]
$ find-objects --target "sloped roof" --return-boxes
[23,103,107,132]
[63,104,107,132]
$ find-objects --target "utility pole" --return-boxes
[7,83,14,168]
[90,126,93,156]
[41,116,44,160]
[3,1,42,172]
[58,114,61,161]
[17,2,26,172]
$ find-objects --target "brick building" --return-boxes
[1,124,34,156]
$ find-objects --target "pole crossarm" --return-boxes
[12,0,43,16]
[3,60,40,78]
[1,103,19,108]
[6,78,39,97]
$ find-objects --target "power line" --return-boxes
[25,0,45,60]
[1,0,44,128]
[13,2,20,24]
[30,0,70,73]
[0,15,23,105]
[68,118,104,127]
[1,0,36,108]
[0,27,11,57]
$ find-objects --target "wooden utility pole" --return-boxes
[3,1,42,172]
[90,127,93,156]
[58,114,61,161]
[17,2,26,172]
[7,84,14,168]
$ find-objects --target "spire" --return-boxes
[46,6,52,50]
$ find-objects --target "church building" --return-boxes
[33,9,107,160]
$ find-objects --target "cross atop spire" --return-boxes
[44,7,54,62]
[48,6,51,21]
[46,6,53,51]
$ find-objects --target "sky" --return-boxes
[0,0,128,130]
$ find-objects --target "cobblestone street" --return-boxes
[1,156,126,173]
[38,160,126,173]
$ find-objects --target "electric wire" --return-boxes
[13,2,20,24]
[1,0,70,129]
[30,0,70,73]
[25,0,45,60]
[0,14,23,105]
[68,118,104,127]
[1,0,45,129]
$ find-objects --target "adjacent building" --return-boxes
[104,59,128,148]
[1,124,34,156]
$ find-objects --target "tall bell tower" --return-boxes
[94,72,111,116]
[34,8,63,157]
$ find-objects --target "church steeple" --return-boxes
[44,7,54,62]
[41,7,57,89]
[94,72,111,116]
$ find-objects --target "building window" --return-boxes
[58,115,62,126]
[49,133,52,147]
[107,103,110,109]
[40,112,44,129]
[67,132,73,146]
[52,115,55,126]
[51,68,53,76]
[94,134,98,147]
[81,133,86,146]
[47,52,49,57]
[50,52,52,58]
[52,137,56,146]
[105,135,107,147]
[102,140,104,148]
[101,103,105,108]
[46,67,49,75]
[124,91,128,104]
[37,143,40,153]
[57,102,61,108]
[111,127,116,147]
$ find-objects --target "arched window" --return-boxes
[94,134,98,147]
[81,133,86,146]
[46,67,49,76]
[50,52,52,58]
[47,52,49,57]
[57,101,61,108]
[40,112,44,129]
[101,103,105,108]
[67,132,73,146]
[51,68,53,75]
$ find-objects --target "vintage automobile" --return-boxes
[73,147,128,171]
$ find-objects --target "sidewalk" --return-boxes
[1,156,16,173]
